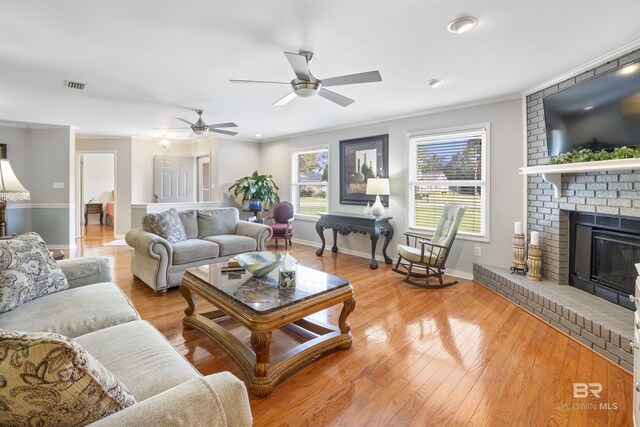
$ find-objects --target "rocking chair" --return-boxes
[393,205,466,288]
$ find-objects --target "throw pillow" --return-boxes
[178,210,198,239]
[0,330,136,426]
[197,208,239,238]
[0,232,69,314]
[142,208,187,243]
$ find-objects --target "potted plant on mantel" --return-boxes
[228,171,280,211]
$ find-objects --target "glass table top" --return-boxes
[187,263,351,314]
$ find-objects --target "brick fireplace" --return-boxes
[526,48,640,286]
[474,48,639,370]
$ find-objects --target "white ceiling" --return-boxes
[1,1,639,142]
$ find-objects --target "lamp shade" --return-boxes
[0,159,30,201]
[366,178,390,195]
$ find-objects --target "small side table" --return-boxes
[243,208,264,223]
[85,203,104,225]
[51,250,64,261]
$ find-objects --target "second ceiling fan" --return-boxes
[230,50,382,107]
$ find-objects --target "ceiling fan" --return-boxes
[156,109,239,136]
[230,50,382,107]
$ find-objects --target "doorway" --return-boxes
[76,152,116,239]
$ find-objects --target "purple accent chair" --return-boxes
[265,201,294,249]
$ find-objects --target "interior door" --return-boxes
[198,155,211,202]
[153,156,194,203]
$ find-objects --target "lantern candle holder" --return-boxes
[510,233,527,274]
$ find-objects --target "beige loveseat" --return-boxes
[126,207,273,292]
[0,256,252,426]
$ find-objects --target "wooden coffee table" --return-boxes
[180,263,355,397]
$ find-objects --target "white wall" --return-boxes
[260,98,524,277]
[82,153,115,225]
[76,137,132,237]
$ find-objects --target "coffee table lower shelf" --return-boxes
[180,276,356,397]
[183,310,353,397]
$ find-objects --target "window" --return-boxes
[408,126,488,239]
[292,148,329,216]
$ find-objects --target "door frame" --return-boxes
[75,150,117,238]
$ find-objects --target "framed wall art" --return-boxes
[339,134,389,206]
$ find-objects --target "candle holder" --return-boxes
[510,233,527,274]
[526,244,542,281]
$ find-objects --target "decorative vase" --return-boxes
[248,200,262,211]
[364,201,372,215]
[353,158,365,183]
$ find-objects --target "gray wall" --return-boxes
[260,98,524,277]
[0,124,74,247]
[526,48,640,284]
[218,137,262,216]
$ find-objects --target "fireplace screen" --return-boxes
[592,231,640,296]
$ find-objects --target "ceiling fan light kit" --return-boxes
[230,50,382,107]
[447,16,478,34]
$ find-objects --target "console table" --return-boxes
[315,212,394,269]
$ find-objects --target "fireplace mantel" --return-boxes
[520,158,640,197]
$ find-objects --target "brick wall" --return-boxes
[526,48,640,284]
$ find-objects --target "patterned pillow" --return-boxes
[0,232,69,314]
[0,330,136,426]
[142,208,187,243]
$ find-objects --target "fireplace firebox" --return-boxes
[570,212,640,310]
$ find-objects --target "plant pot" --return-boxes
[248,200,262,211]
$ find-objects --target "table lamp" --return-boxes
[0,159,30,237]
[366,178,390,216]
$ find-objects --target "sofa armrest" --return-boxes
[236,220,273,251]
[58,256,112,289]
[125,228,173,263]
[89,373,252,427]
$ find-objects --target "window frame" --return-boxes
[291,146,330,220]
[407,123,491,243]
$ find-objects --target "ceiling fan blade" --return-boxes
[284,52,310,81]
[318,88,355,107]
[175,117,196,126]
[207,122,238,129]
[321,70,382,87]
[273,91,297,106]
[210,128,238,136]
[229,79,290,85]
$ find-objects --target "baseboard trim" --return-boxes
[290,238,473,280]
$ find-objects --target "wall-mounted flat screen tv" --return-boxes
[544,62,640,157]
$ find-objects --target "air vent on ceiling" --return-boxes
[63,80,86,90]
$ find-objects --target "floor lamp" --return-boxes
[0,159,30,237]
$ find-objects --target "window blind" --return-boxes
[408,128,487,236]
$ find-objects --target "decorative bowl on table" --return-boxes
[234,252,284,277]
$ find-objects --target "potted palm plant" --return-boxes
[228,171,280,211]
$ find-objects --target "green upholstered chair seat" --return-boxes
[396,244,444,265]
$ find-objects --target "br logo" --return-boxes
[573,383,603,398]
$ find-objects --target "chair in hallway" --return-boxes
[264,201,294,249]
[392,204,466,288]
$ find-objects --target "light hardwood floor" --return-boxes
[75,225,633,426]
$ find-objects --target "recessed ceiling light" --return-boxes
[584,105,594,110]
[426,79,445,88]
[447,16,478,34]
[255,133,262,138]
[620,63,639,75]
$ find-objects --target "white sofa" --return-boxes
[0,256,252,426]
